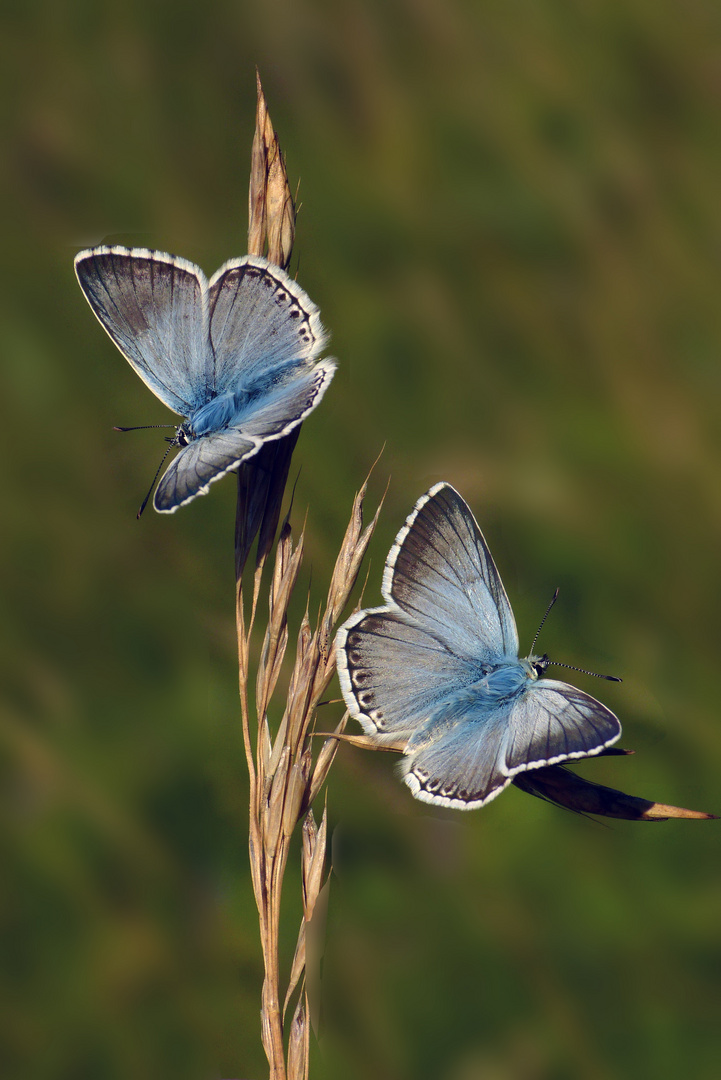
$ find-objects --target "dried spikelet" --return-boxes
[282,753,312,842]
[263,745,291,859]
[283,920,307,1020]
[325,475,385,625]
[307,713,348,808]
[301,807,327,922]
[257,523,304,720]
[248,70,295,270]
[286,995,309,1080]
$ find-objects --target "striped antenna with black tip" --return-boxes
[136,442,176,519]
[114,424,177,432]
[544,659,622,683]
[530,587,560,654]
[530,588,621,681]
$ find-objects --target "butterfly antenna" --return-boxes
[530,587,560,654]
[114,424,177,432]
[544,660,622,683]
[136,442,175,519]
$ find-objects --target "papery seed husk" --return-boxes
[247,73,268,258]
[259,715,272,776]
[302,807,318,871]
[282,758,309,842]
[264,745,290,857]
[302,807,327,921]
[286,993,309,1080]
[283,917,307,1020]
[308,713,347,808]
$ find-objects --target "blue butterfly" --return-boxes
[75,246,335,513]
[336,483,622,809]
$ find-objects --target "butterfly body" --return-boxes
[337,483,621,810]
[75,246,335,512]
[472,658,540,699]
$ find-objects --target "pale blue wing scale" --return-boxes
[336,608,480,742]
[208,257,328,393]
[74,246,211,414]
[402,678,622,810]
[234,358,337,439]
[154,428,260,513]
[382,483,519,663]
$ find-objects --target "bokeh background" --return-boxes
[3,1,721,1077]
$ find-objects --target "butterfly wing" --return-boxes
[153,359,337,513]
[337,607,481,742]
[503,678,622,773]
[208,257,328,393]
[402,678,622,810]
[153,428,260,513]
[234,358,337,440]
[75,247,211,415]
[382,483,519,662]
[337,483,519,741]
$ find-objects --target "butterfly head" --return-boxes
[529,653,551,679]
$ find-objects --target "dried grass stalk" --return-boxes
[235,75,383,1079]
[238,484,381,1079]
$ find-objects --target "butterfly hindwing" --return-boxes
[153,427,260,513]
[504,679,621,772]
[153,359,338,513]
[401,701,512,808]
[233,358,337,440]
[402,679,621,810]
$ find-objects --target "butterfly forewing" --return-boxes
[208,258,327,393]
[337,483,517,740]
[384,483,519,663]
[75,247,211,415]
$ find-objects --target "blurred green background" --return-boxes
[2,1,721,1077]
